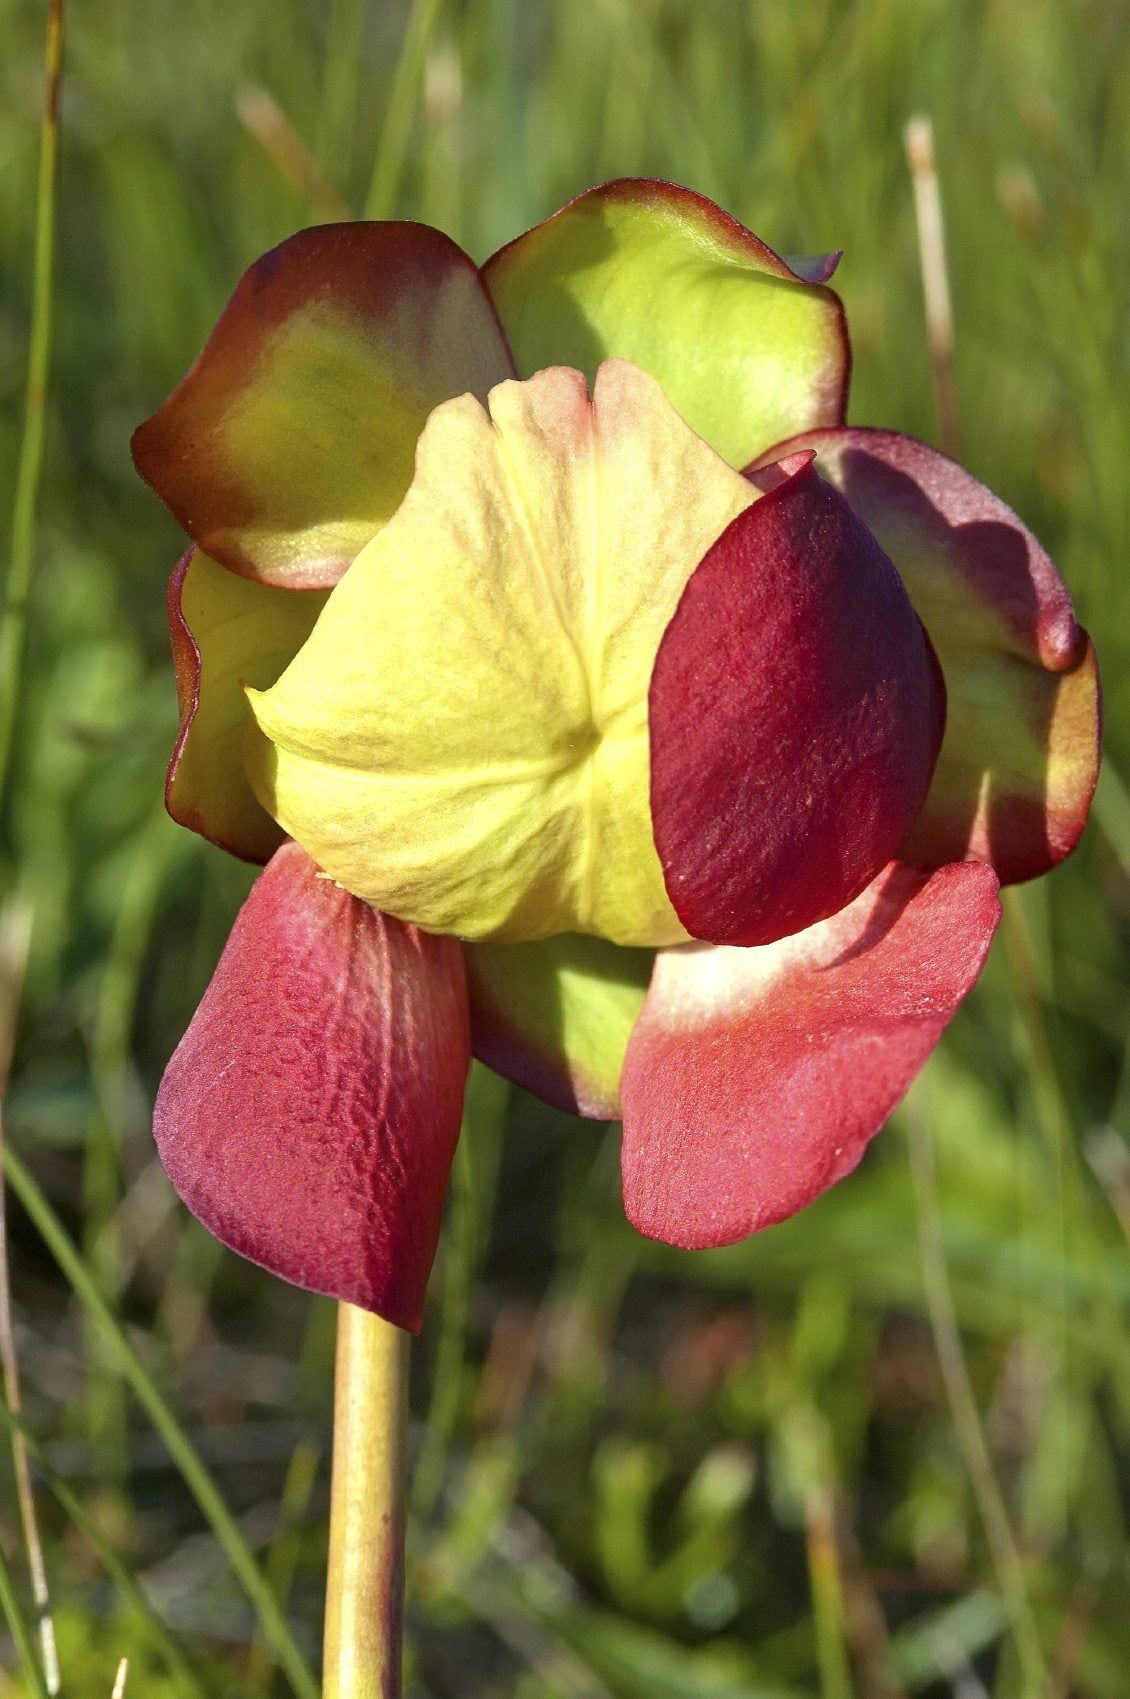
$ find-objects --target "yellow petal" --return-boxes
[246,361,756,943]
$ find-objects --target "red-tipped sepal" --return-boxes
[649,453,946,947]
[620,860,1000,1248]
[154,843,470,1329]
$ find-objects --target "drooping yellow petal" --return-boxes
[246,361,756,944]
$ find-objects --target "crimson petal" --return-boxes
[154,843,470,1329]
[649,453,945,947]
[620,860,1000,1248]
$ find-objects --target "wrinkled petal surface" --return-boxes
[167,551,327,862]
[483,178,849,469]
[621,860,1000,1248]
[758,429,1100,881]
[153,843,470,1329]
[133,222,515,586]
[465,934,652,1118]
[650,453,945,946]
[248,360,756,944]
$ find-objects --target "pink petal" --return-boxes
[620,860,1000,1248]
[154,843,470,1329]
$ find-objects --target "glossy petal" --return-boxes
[482,178,849,469]
[133,222,516,587]
[466,934,652,1118]
[650,453,945,947]
[247,360,755,945]
[621,860,1000,1248]
[153,843,470,1328]
[752,429,1100,882]
[167,550,328,862]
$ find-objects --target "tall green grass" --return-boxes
[1,0,1128,1694]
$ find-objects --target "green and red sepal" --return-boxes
[134,222,515,587]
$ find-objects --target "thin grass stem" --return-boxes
[245,1437,322,1691]
[0,0,64,818]
[365,0,446,220]
[907,1089,1048,1691]
[904,114,960,459]
[0,901,59,1696]
[0,1538,48,1699]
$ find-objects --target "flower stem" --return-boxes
[325,1304,411,1699]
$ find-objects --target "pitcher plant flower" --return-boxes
[135,180,1100,1332]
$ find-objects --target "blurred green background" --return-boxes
[2,0,1129,1694]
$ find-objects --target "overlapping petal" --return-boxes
[620,861,1000,1249]
[153,843,470,1329]
[649,453,946,947]
[465,934,652,1118]
[483,178,849,469]
[133,223,515,587]
[247,360,756,945]
[167,551,327,861]
[759,429,1101,881]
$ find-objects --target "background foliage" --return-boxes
[2,0,1129,1694]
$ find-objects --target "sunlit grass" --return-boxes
[1,0,1128,1693]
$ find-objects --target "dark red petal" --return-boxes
[649,455,945,947]
[153,843,470,1329]
[750,427,1101,883]
[620,860,1000,1248]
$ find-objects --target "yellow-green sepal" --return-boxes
[466,933,653,1118]
[483,178,849,469]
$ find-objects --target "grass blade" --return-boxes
[2,1144,319,1699]
[0,1398,202,1698]
[0,1538,48,1699]
[0,0,64,816]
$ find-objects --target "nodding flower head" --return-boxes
[134,180,1100,1330]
